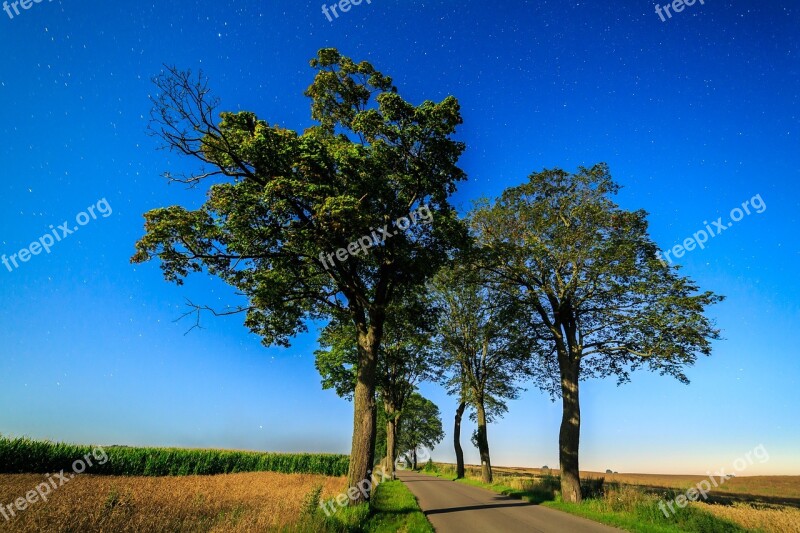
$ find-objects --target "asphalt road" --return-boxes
[397,471,621,533]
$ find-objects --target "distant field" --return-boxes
[0,471,345,532]
[490,465,800,507]
[0,436,349,477]
[599,472,800,501]
[482,464,800,503]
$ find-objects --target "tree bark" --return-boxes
[475,400,493,483]
[558,355,581,503]
[347,324,381,504]
[384,401,398,480]
[412,448,418,470]
[453,400,466,479]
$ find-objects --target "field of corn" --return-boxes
[0,436,349,477]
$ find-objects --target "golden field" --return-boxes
[696,501,800,533]
[0,471,345,532]
[489,465,800,502]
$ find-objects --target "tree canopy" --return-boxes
[470,163,723,501]
[133,48,468,502]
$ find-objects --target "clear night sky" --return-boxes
[0,1,797,475]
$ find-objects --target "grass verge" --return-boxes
[298,479,433,532]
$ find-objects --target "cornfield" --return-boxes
[0,436,349,477]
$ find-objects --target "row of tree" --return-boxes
[133,48,721,504]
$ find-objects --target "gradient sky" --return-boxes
[1,1,798,476]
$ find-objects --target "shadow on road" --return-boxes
[425,501,535,515]
[399,478,454,483]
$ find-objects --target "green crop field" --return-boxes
[0,436,349,477]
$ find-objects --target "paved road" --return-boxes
[397,471,621,533]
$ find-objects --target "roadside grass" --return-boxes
[362,480,433,532]
[299,479,433,532]
[415,466,750,533]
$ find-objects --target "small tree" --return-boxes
[396,392,444,470]
[471,164,723,502]
[431,263,531,483]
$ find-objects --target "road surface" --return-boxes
[397,471,621,533]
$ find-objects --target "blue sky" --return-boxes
[0,1,797,476]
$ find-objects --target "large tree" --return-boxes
[471,163,723,502]
[132,49,467,502]
[430,263,531,483]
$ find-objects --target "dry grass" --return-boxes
[598,473,800,500]
[486,464,800,501]
[697,501,800,533]
[0,471,346,532]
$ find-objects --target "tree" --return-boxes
[315,293,435,480]
[395,392,444,470]
[132,49,467,503]
[471,163,723,502]
[430,263,531,483]
[378,304,436,479]
[451,365,468,479]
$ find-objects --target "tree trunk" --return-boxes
[347,326,381,504]
[412,448,417,470]
[475,401,492,483]
[454,401,466,479]
[384,401,398,480]
[558,355,581,503]
[403,452,412,469]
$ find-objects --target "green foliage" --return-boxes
[301,484,324,516]
[430,261,532,422]
[471,163,725,391]
[395,393,444,457]
[580,476,606,499]
[135,51,468,349]
[0,436,349,477]
[314,290,437,403]
[422,459,437,473]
